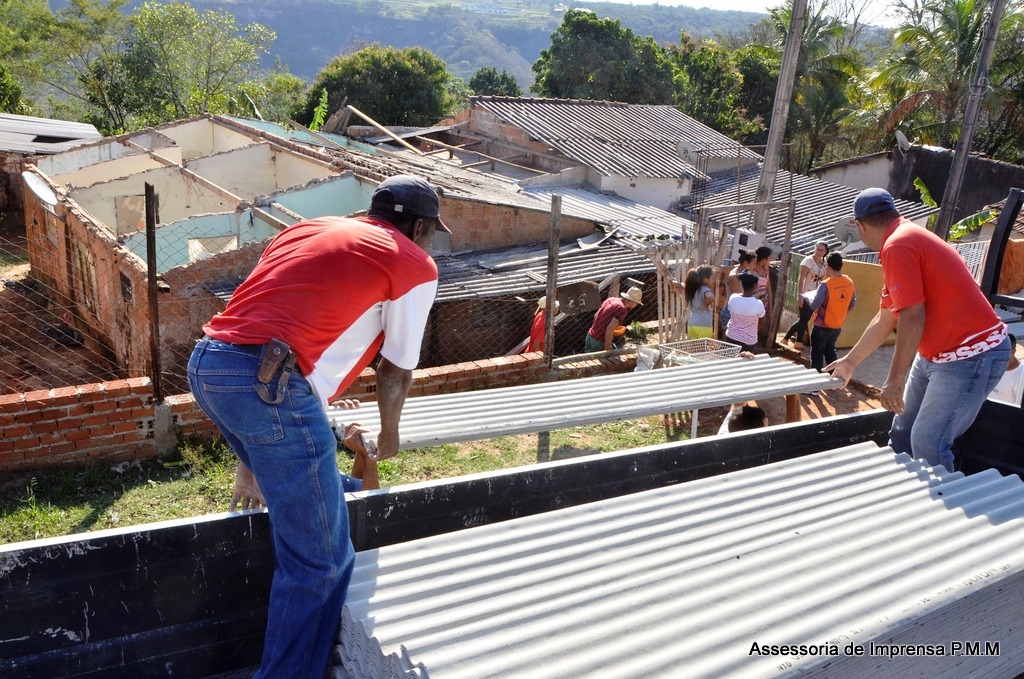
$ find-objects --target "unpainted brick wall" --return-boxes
[1,353,636,472]
[0,378,156,472]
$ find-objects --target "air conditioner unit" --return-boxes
[729,228,765,263]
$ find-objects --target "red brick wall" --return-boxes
[0,378,156,471]
[0,354,636,472]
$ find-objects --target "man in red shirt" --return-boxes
[585,286,642,352]
[187,175,448,679]
[827,188,1009,471]
[526,295,558,353]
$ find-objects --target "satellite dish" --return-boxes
[22,171,58,211]
[894,130,911,153]
[676,140,697,163]
[834,217,859,244]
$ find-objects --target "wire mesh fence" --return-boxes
[0,224,669,399]
[0,233,124,395]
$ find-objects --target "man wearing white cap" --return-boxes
[826,187,1010,472]
[526,295,558,353]
[188,174,450,679]
[585,285,643,352]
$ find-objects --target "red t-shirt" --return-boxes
[527,310,546,352]
[879,218,1003,361]
[588,297,628,341]
[204,216,438,405]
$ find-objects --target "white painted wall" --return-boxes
[274,149,334,187]
[36,140,135,176]
[159,118,254,160]
[54,154,163,188]
[816,154,892,191]
[187,144,276,197]
[71,166,231,232]
[599,175,691,211]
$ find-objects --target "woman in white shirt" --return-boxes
[783,241,829,349]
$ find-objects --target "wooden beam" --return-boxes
[346,105,423,155]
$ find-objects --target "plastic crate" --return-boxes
[659,338,741,366]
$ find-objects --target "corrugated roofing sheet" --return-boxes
[333,443,1024,678]
[0,113,101,155]
[473,97,761,180]
[435,240,655,302]
[518,185,695,240]
[326,354,842,448]
[684,166,937,256]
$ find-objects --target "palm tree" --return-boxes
[874,0,992,148]
[761,0,857,170]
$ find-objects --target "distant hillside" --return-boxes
[194,0,766,88]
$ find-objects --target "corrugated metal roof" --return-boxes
[683,166,937,256]
[473,97,762,180]
[333,443,1024,678]
[0,113,101,155]
[326,354,842,448]
[518,186,695,240]
[435,240,655,302]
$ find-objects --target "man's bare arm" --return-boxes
[825,307,898,384]
[880,303,925,413]
[374,357,413,461]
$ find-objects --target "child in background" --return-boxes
[683,266,716,339]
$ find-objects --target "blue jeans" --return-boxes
[187,338,354,679]
[810,325,841,372]
[890,338,1011,471]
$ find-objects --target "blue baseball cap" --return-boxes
[371,175,451,232]
[853,187,896,220]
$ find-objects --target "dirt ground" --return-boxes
[704,342,882,437]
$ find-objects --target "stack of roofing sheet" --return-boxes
[329,443,1024,678]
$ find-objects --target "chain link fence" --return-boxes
[0,220,666,398]
[0,232,124,395]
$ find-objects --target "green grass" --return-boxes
[0,412,711,545]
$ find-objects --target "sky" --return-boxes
[596,0,900,27]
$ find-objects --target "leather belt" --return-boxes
[203,335,263,355]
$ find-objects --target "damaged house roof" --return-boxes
[435,239,656,303]
[0,113,101,155]
[470,97,762,180]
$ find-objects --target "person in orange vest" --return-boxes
[808,252,856,375]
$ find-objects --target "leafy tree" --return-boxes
[31,0,132,133]
[667,35,762,141]
[0,0,52,71]
[873,0,1020,150]
[733,45,780,146]
[756,0,857,170]
[963,3,1024,163]
[447,75,473,113]
[239,59,307,124]
[123,2,274,125]
[296,45,455,127]
[469,67,522,96]
[531,9,674,104]
[0,63,27,114]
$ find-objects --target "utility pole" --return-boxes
[753,0,807,233]
[933,0,1007,240]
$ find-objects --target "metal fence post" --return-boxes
[544,195,561,369]
[145,183,163,403]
